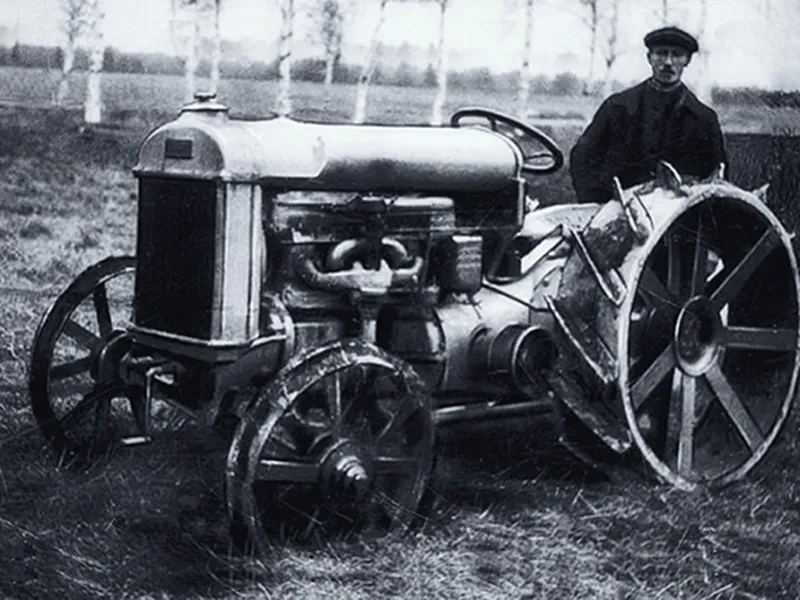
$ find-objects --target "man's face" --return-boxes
[647,45,691,85]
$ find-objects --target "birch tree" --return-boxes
[275,0,296,116]
[578,0,599,95]
[517,0,535,116]
[171,0,202,103]
[691,0,713,104]
[83,0,105,124]
[600,0,621,97]
[308,0,346,103]
[430,0,450,125]
[57,0,89,106]
[170,1,223,101]
[389,0,450,124]
[353,0,389,124]
[210,0,222,95]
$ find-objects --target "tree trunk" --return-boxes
[583,2,598,95]
[430,1,449,125]
[276,0,294,116]
[602,59,615,98]
[322,0,342,105]
[353,0,388,124]
[210,0,222,95]
[601,0,619,99]
[56,37,76,106]
[184,1,199,103]
[692,0,713,105]
[84,0,104,124]
[324,53,335,87]
[517,0,534,117]
[324,51,335,104]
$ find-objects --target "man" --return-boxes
[569,26,728,204]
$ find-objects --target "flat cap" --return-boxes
[644,26,699,54]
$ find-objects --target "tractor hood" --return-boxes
[133,98,524,193]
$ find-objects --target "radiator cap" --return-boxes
[180,92,230,116]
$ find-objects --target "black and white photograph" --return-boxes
[1,0,798,598]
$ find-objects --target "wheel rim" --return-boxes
[620,198,800,489]
[227,340,433,551]
[29,257,139,465]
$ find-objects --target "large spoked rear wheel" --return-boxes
[620,197,800,490]
[226,340,434,554]
[29,256,176,468]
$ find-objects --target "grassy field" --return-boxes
[0,66,598,124]
[1,72,800,599]
[4,65,800,133]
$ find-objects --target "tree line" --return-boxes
[5,0,781,124]
[0,42,600,97]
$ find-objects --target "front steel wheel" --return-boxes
[29,257,137,466]
[226,339,434,553]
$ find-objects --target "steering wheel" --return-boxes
[450,107,565,176]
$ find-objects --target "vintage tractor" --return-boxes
[29,94,800,554]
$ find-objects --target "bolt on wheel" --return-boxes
[226,340,434,553]
[620,199,800,489]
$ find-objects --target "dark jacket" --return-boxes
[569,80,727,204]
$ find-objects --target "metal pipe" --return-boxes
[433,398,553,426]
[326,237,410,271]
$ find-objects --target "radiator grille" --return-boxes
[134,178,218,339]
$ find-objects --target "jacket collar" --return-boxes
[617,80,706,117]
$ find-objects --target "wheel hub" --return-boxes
[673,296,723,376]
[93,331,130,381]
[319,440,372,502]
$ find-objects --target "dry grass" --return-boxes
[1,95,800,599]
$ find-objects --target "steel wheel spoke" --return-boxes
[710,230,779,310]
[327,371,343,439]
[693,377,714,431]
[63,319,102,350]
[373,489,406,527]
[667,232,682,297]
[61,381,120,430]
[270,424,301,455]
[724,326,797,352]
[94,397,111,435]
[256,458,320,483]
[689,215,708,296]
[340,365,367,422]
[631,344,676,410]
[640,267,677,312]
[376,401,416,441]
[93,284,113,338]
[375,455,419,475]
[677,375,697,476]
[300,505,323,541]
[50,356,92,380]
[704,365,764,452]
[664,370,683,457]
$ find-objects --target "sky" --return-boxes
[0,0,796,89]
